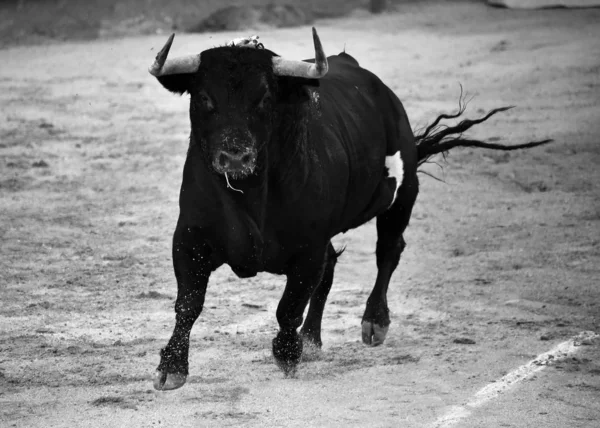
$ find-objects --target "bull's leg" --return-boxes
[154,223,217,391]
[300,243,339,349]
[273,246,328,376]
[362,181,418,346]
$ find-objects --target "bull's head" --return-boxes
[149,28,328,181]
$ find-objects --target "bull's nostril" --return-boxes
[242,155,251,164]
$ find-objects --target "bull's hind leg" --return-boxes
[362,178,418,346]
[300,243,340,349]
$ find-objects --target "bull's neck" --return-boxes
[219,162,270,235]
[267,105,313,196]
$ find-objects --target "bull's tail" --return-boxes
[415,100,552,168]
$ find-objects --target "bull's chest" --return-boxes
[218,215,313,279]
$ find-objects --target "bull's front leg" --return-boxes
[154,224,216,391]
[273,247,327,376]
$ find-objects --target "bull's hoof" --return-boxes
[361,321,389,346]
[272,330,303,377]
[153,370,187,391]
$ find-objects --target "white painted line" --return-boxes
[431,331,599,428]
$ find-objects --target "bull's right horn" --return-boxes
[148,34,201,77]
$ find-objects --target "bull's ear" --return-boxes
[155,74,192,95]
[276,76,317,104]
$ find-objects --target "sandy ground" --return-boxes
[1,2,599,427]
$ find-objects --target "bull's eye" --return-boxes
[198,91,215,112]
[257,92,271,110]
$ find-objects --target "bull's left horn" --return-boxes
[148,34,201,77]
[272,27,328,79]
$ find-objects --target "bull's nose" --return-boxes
[215,149,255,174]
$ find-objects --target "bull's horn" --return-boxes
[272,27,328,79]
[148,34,201,76]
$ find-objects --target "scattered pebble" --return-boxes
[32,160,49,168]
[453,338,476,345]
[135,291,171,299]
[574,331,599,346]
[38,121,54,129]
[90,396,123,406]
[242,303,263,309]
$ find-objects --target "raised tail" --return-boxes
[416,104,552,167]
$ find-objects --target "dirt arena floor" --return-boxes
[1,2,599,427]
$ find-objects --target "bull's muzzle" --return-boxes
[213,147,257,179]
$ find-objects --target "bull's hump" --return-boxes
[332,52,360,67]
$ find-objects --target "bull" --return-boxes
[148,28,550,390]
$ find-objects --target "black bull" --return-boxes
[148,29,550,390]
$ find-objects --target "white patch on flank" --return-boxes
[430,331,599,428]
[385,150,404,206]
